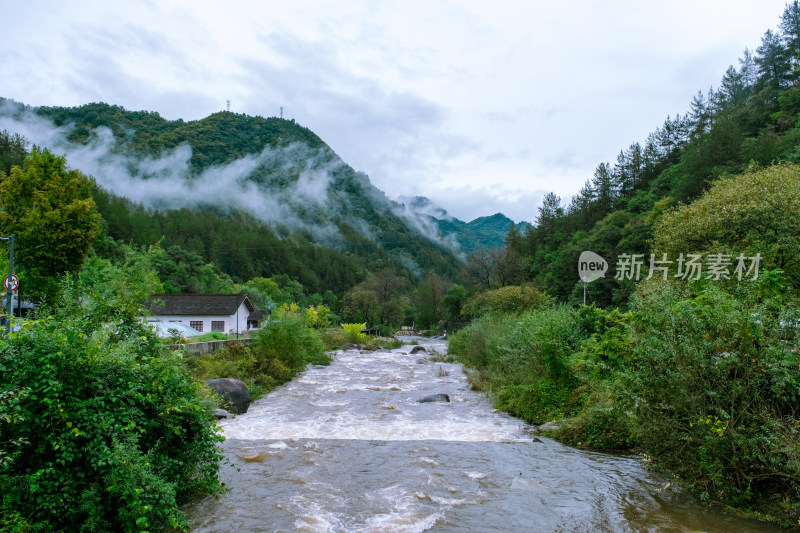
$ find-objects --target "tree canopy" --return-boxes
[0,149,101,301]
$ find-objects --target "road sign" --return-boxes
[4,274,18,291]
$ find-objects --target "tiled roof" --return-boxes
[146,294,255,316]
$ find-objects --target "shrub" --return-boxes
[251,313,328,372]
[0,309,224,531]
[340,323,367,344]
[626,279,800,523]
[450,306,586,424]
[196,331,229,341]
[461,285,550,319]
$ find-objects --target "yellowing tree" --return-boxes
[0,149,101,301]
[652,163,800,282]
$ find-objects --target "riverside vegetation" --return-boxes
[450,276,800,526]
[450,162,800,527]
[0,286,226,532]
[4,4,800,529]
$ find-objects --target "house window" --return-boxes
[212,321,225,332]
[190,321,203,332]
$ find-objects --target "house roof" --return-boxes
[146,294,255,316]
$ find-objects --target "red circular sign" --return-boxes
[4,274,18,291]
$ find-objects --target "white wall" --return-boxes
[148,301,251,334]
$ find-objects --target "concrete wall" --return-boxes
[169,338,255,355]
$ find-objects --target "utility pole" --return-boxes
[0,234,14,334]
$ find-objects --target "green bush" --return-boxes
[461,285,550,319]
[196,331,230,341]
[450,306,587,425]
[187,316,329,400]
[447,313,506,369]
[340,323,367,344]
[0,309,224,531]
[252,314,328,371]
[627,279,800,524]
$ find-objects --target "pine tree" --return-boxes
[689,90,710,139]
[755,29,790,94]
[739,47,758,90]
[719,65,746,107]
[592,163,615,216]
[780,0,800,77]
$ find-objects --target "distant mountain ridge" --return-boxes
[398,195,530,252]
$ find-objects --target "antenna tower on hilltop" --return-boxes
[280,106,284,119]
[226,100,231,112]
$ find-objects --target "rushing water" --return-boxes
[184,337,779,532]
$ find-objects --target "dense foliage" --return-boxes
[450,306,588,424]
[0,149,101,302]
[450,7,800,524]
[0,292,224,532]
[450,276,800,525]
[627,279,799,522]
[652,163,800,284]
[460,284,549,319]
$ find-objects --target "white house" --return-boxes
[145,294,256,335]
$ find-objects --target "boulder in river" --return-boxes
[418,393,450,403]
[205,378,252,414]
[410,346,427,354]
[535,419,565,434]
[342,343,379,352]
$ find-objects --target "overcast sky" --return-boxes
[0,0,790,223]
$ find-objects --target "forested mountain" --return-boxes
[398,195,531,252]
[502,2,800,307]
[0,98,465,298]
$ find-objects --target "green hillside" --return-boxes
[0,99,464,301]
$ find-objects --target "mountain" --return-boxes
[397,195,530,252]
[0,98,464,293]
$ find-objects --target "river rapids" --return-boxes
[183,337,778,532]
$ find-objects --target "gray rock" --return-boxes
[416,358,427,364]
[535,420,565,434]
[418,393,450,403]
[213,408,229,419]
[410,346,427,354]
[205,378,252,414]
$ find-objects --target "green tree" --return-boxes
[341,288,378,323]
[414,273,451,329]
[755,29,791,95]
[0,149,101,301]
[77,245,164,324]
[653,163,800,284]
[442,283,467,319]
[0,130,28,176]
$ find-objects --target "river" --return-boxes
[183,336,779,532]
